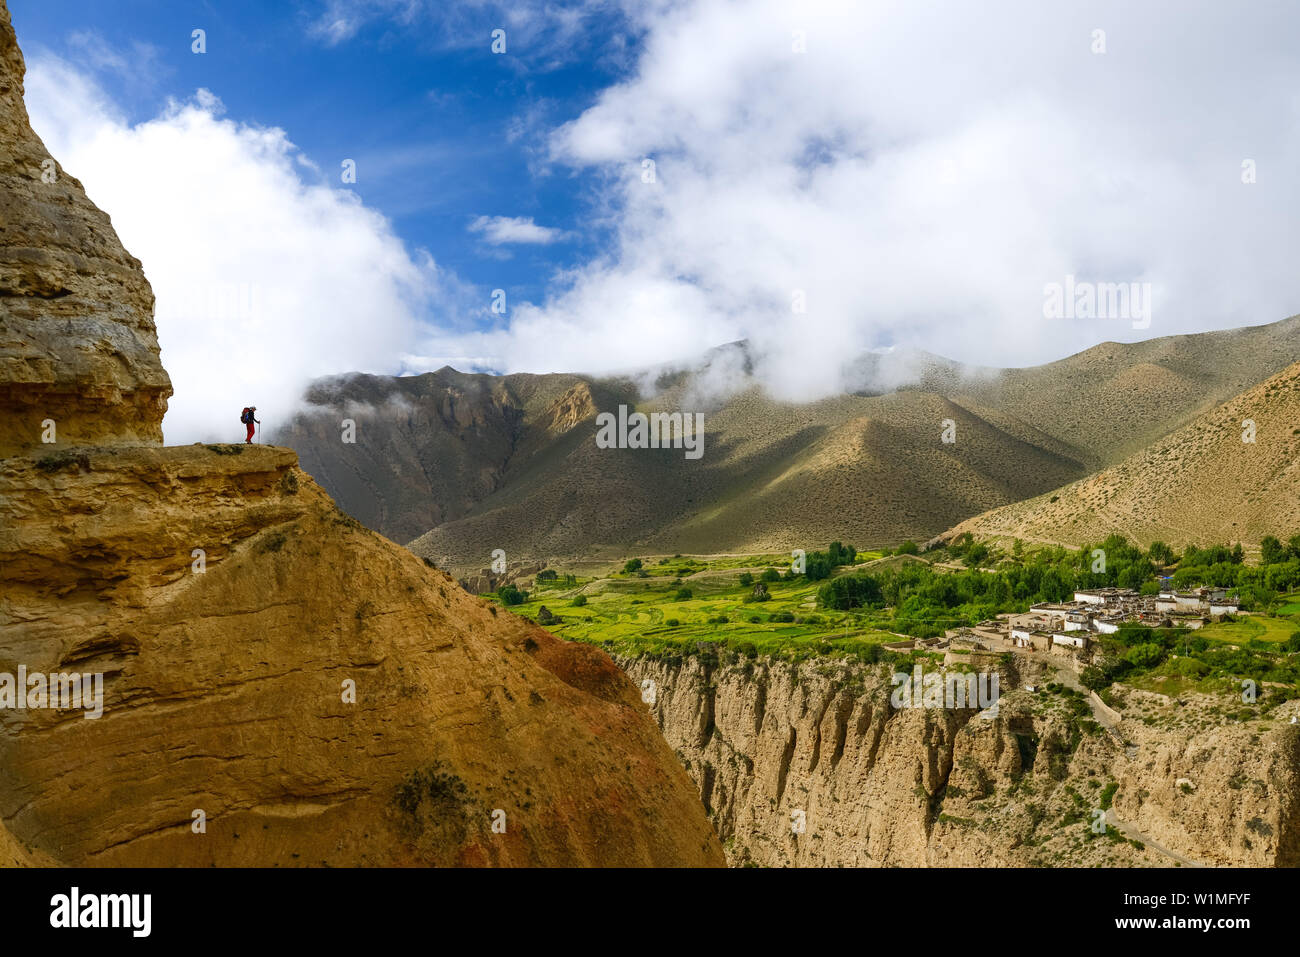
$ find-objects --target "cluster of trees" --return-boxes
[496,584,528,605]
[802,541,857,581]
[817,574,883,610]
[1081,623,1300,692]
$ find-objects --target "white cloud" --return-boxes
[452,0,1300,400]
[468,215,570,245]
[24,54,452,444]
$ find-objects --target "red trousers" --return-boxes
[246,422,255,443]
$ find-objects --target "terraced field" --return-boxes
[1196,614,1299,646]
[499,553,906,660]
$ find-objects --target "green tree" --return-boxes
[1260,536,1287,565]
[496,584,526,606]
[623,558,643,574]
[1147,541,1176,565]
[817,574,883,610]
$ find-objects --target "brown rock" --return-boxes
[0,446,722,865]
[0,0,171,455]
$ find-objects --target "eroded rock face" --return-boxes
[619,653,1300,867]
[0,0,171,455]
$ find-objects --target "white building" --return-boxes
[1051,632,1088,649]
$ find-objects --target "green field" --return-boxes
[498,553,906,661]
[1196,614,1298,646]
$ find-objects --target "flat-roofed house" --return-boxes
[1051,632,1089,651]
[1091,616,1123,635]
[1011,629,1052,650]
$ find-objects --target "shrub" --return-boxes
[760,568,781,583]
[665,618,680,627]
[1099,782,1118,810]
[571,594,588,607]
[674,588,693,601]
[497,584,526,606]
[818,573,883,610]
[623,558,643,574]
[770,611,795,623]
[1080,666,1108,691]
[738,572,754,587]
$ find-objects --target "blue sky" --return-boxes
[11,0,632,308]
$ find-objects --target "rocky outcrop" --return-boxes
[0,0,722,868]
[0,446,723,865]
[0,1,171,455]
[619,651,1300,866]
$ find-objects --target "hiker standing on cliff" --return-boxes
[240,406,260,443]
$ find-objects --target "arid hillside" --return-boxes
[0,0,722,868]
[280,318,1300,570]
[408,382,1086,569]
[945,360,1300,548]
[275,368,619,544]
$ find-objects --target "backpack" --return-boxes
[240,407,254,424]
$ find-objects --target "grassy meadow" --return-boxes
[496,552,909,661]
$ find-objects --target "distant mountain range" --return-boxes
[274,315,1300,570]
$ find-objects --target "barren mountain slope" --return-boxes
[408,384,1086,570]
[273,368,609,544]
[1,445,723,866]
[955,318,1300,469]
[945,360,1300,548]
[286,318,1300,566]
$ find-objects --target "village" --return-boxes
[902,585,1240,665]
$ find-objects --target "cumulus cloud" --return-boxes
[24,54,451,444]
[445,0,1300,400]
[469,215,571,245]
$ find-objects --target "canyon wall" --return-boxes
[619,651,1300,867]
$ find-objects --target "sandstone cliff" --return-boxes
[0,1,171,455]
[619,651,1300,866]
[0,0,722,867]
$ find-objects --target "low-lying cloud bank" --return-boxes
[416,0,1300,400]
